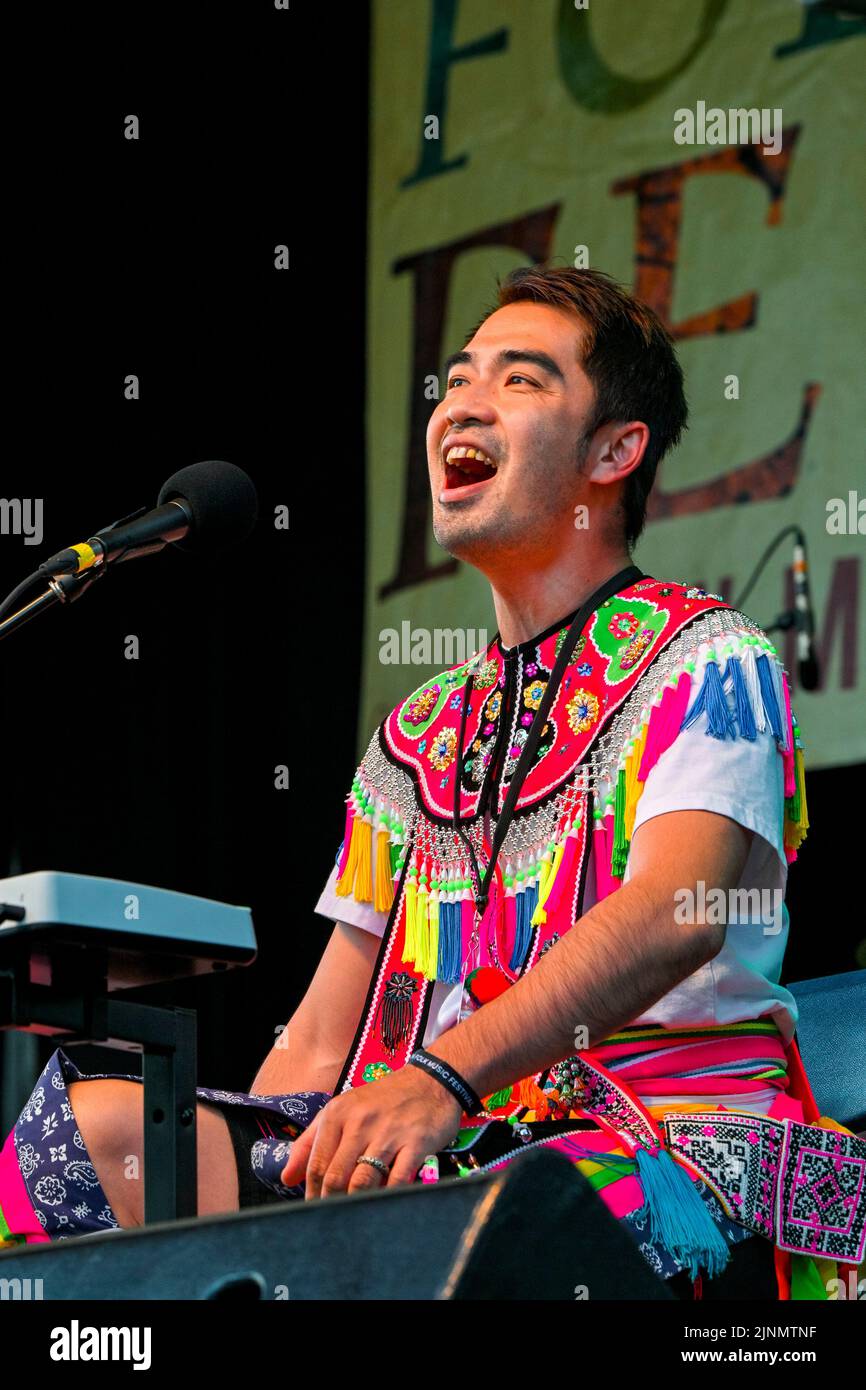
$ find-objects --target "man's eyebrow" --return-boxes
[443,348,566,384]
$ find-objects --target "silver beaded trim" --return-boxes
[352,608,777,866]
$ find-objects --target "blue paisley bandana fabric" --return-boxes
[11,1047,330,1240]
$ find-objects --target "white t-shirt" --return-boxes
[314,678,797,1115]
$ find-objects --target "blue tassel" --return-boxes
[756,653,784,743]
[510,887,532,972]
[525,878,539,945]
[525,879,539,921]
[681,659,735,740]
[723,656,757,740]
[435,898,448,980]
[633,1146,731,1281]
[436,899,462,983]
[450,901,464,982]
[449,899,465,983]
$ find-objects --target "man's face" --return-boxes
[426,301,599,566]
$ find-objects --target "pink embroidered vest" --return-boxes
[332,573,807,1100]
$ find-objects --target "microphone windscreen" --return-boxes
[157,461,258,554]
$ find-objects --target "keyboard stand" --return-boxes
[0,940,198,1224]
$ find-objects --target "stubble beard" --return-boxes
[431,432,593,566]
[432,497,525,566]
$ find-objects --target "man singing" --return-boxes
[4,268,863,1302]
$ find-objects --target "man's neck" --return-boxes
[490,550,635,649]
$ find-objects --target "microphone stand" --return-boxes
[0,504,156,644]
[0,568,108,643]
[731,523,820,691]
[0,532,200,1224]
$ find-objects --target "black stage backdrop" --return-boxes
[0,3,861,1124]
[0,4,368,1106]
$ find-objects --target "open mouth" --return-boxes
[442,444,498,494]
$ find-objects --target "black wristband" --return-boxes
[407,1047,485,1118]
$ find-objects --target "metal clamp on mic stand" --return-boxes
[0,566,109,643]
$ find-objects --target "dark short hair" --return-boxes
[471,265,688,548]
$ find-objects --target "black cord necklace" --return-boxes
[451,564,644,917]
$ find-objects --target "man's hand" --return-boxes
[278,807,752,1197]
[279,1063,463,1199]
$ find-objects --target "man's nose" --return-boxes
[445,393,496,426]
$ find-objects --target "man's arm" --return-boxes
[280,808,754,1196]
[249,921,379,1095]
[427,808,751,1099]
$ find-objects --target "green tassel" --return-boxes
[484,1086,514,1110]
[790,1254,830,1301]
[611,767,629,878]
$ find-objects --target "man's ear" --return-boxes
[586,421,650,485]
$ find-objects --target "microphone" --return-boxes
[792,529,819,691]
[37,461,258,577]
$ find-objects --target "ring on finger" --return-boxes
[355,1154,390,1177]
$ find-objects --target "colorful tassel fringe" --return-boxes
[336,777,406,906]
[337,633,810,978]
[607,637,807,882]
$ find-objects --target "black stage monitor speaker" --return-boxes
[1,1148,673,1300]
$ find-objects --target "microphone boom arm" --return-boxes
[0,568,108,643]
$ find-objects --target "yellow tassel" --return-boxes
[374,828,395,912]
[785,747,810,851]
[353,819,373,902]
[426,890,440,981]
[415,894,428,976]
[536,846,554,898]
[546,839,566,899]
[403,876,418,964]
[335,812,362,897]
[531,839,565,927]
[814,1256,840,1297]
[414,879,429,973]
[623,724,648,843]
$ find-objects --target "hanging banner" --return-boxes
[362,0,865,769]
